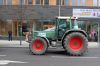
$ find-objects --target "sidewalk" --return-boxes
[0,40,29,48]
[0,40,99,48]
[88,42,99,48]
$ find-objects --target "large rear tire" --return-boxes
[29,37,48,55]
[63,32,88,56]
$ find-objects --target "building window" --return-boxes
[77,0,81,6]
[41,0,43,5]
[22,0,25,5]
[56,0,61,5]
[3,0,7,5]
[36,0,41,4]
[65,0,69,6]
[36,0,40,4]
[19,0,25,5]
[28,0,33,4]
[35,0,43,5]
[72,0,76,6]
[99,0,100,6]
[78,0,86,6]
[93,0,98,6]
[44,0,49,5]
[62,0,65,5]
[7,0,12,5]
[56,0,65,6]
[81,0,86,6]
[0,0,3,5]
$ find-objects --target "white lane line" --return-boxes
[0,60,28,65]
[52,56,99,59]
[0,55,7,57]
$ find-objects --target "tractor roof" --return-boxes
[56,16,78,19]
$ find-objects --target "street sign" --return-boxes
[73,9,100,18]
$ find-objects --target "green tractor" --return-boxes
[29,16,88,56]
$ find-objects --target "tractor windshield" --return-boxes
[44,18,78,31]
[44,19,72,31]
[58,19,75,30]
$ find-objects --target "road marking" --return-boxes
[0,55,6,57]
[52,56,99,59]
[0,60,28,65]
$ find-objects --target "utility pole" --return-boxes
[20,0,23,45]
[59,0,61,17]
[98,24,99,45]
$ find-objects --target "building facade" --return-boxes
[0,0,100,6]
[0,0,100,41]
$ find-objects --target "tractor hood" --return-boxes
[33,29,56,39]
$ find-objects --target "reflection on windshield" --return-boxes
[44,27,55,31]
[44,23,66,31]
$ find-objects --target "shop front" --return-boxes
[77,19,100,42]
[0,20,13,37]
[73,8,100,42]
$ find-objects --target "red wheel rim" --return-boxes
[68,36,83,51]
[32,39,44,52]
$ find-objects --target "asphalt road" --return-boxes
[0,47,100,66]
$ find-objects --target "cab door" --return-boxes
[57,19,70,39]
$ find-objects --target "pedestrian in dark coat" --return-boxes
[8,31,12,41]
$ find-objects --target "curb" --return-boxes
[0,40,99,48]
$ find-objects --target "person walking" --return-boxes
[8,30,12,41]
[22,23,29,41]
[90,29,96,41]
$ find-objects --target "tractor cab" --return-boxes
[56,16,79,30]
[55,16,79,39]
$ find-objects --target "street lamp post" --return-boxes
[20,0,23,45]
[59,0,61,17]
[98,24,99,45]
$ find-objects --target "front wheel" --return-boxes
[63,32,88,56]
[29,37,48,55]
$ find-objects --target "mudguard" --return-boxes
[61,29,88,43]
[40,37,50,46]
